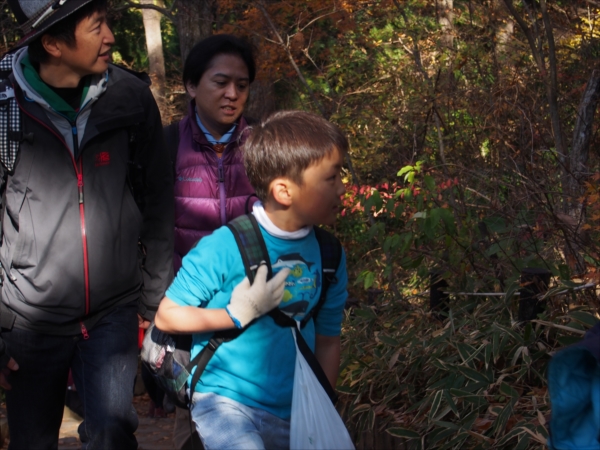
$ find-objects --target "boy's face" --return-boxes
[54,10,114,79]
[288,147,346,228]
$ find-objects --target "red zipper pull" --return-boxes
[77,173,84,204]
[80,322,90,340]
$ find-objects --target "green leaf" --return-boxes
[449,388,485,405]
[443,389,459,417]
[493,397,518,436]
[383,234,401,254]
[499,382,519,399]
[557,335,582,346]
[493,323,525,345]
[424,174,436,193]
[569,311,599,328]
[456,365,490,384]
[386,427,420,439]
[439,208,457,235]
[456,343,478,366]
[397,165,414,178]
[364,271,375,289]
[514,434,531,450]
[484,341,492,369]
[432,420,459,430]
[492,329,500,362]
[351,403,371,415]
[336,385,356,394]
[354,307,376,320]
[378,335,399,346]
[429,389,444,420]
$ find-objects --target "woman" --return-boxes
[165,34,258,449]
[168,34,258,273]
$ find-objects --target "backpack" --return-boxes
[141,213,343,409]
[0,52,23,174]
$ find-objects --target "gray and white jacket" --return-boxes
[0,48,174,337]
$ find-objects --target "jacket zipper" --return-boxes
[17,100,91,337]
[217,158,226,225]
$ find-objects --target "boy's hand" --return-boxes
[226,264,290,328]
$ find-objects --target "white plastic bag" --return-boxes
[290,328,355,450]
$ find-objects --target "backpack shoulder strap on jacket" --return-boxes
[226,214,272,283]
[163,121,180,176]
[0,53,22,173]
[300,226,343,328]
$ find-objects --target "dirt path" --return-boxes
[0,393,176,450]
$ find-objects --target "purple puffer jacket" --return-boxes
[173,102,257,272]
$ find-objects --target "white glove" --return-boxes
[226,264,290,329]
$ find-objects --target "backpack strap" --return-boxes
[244,193,259,214]
[0,53,21,173]
[163,121,180,178]
[226,214,272,282]
[299,226,342,328]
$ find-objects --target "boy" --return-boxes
[0,0,173,448]
[155,110,348,449]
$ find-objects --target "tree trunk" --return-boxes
[565,69,600,216]
[173,0,216,63]
[244,80,277,122]
[492,0,514,55]
[436,0,454,48]
[140,0,166,113]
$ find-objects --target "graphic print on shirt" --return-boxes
[273,253,321,319]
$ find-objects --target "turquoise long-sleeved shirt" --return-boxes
[166,220,348,419]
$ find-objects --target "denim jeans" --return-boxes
[190,392,290,450]
[2,301,139,450]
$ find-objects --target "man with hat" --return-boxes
[0,0,173,448]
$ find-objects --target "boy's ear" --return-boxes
[41,34,63,59]
[269,177,293,207]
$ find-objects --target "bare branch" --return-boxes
[115,1,174,21]
[540,0,566,159]
[501,0,546,75]
[256,1,327,118]
[299,8,340,33]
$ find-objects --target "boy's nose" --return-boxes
[103,24,115,45]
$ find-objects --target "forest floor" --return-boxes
[0,380,177,449]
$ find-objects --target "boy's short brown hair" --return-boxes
[243,110,349,201]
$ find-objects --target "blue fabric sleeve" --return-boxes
[166,227,243,308]
[314,249,348,336]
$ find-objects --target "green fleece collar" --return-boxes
[21,55,90,122]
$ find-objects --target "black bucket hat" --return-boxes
[7,0,95,50]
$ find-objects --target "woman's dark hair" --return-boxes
[28,0,108,65]
[182,34,256,87]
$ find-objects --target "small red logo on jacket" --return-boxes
[95,152,110,167]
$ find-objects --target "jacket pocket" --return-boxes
[10,194,35,270]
